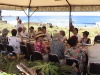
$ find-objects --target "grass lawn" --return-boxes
[0,23,100,44]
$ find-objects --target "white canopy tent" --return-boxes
[0,0,100,11]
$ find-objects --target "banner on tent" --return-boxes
[31,6,100,11]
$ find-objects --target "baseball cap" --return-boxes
[94,35,100,43]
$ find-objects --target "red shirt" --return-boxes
[34,41,45,54]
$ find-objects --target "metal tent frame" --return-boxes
[0,0,73,37]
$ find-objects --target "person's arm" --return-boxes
[88,39,91,44]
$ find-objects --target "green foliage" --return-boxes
[0,72,16,75]
[26,60,73,75]
[0,54,75,75]
[0,54,20,74]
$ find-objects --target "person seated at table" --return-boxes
[80,31,91,45]
[42,26,51,41]
[0,28,9,49]
[87,35,100,65]
[71,28,82,42]
[50,33,65,59]
[27,26,35,38]
[64,36,85,72]
[60,30,67,43]
[20,27,27,38]
[16,27,23,38]
[34,31,48,54]
[8,29,21,54]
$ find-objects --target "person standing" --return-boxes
[16,19,24,29]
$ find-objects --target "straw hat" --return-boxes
[35,31,45,39]
[52,33,62,40]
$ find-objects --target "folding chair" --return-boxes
[7,45,14,53]
[66,58,79,69]
[7,45,16,56]
[89,63,100,74]
[26,43,34,55]
[30,51,43,61]
[66,58,81,75]
[20,45,29,55]
[48,53,59,63]
[0,43,5,51]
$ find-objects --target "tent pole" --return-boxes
[28,8,30,32]
[66,0,72,38]
[69,5,72,38]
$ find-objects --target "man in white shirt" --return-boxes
[88,35,100,64]
[8,29,21,54]
[16,19,24,29]
[72,28,82,42]
[42,26,51,41]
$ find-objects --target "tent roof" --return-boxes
[0,0,100,11]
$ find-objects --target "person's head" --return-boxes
[16,16,19,20]
[29,26,34,32]
[82,31,89,38]
[11,29,17,36]
[35,31,45,41]
[67,36,78,47]
[17,27,22,33]
[42,26,46,33]
[52,33,62,41]
[38,27,42,32]
[72,28,78,35]
[22,27,26,32]
[60,30,65,36]
[2,28,9,37]
[94,35,100,44]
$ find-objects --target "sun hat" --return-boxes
[52,33,62,40]
[94,35,100,43]
[35,31,45,39]
[2,28,9,35]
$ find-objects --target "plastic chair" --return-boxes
[89,63,100,74]
[0,43,5,51]
[48,53,59,63]
[26,43,34,55]
[66,58,81,75]
[66,58,79,69]
[20,45,29,55]
[7,45,14,52]
[30,51,43,61]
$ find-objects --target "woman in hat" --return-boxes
[34,31,49,54]
[50,33,65,59]
[80,31,91,45]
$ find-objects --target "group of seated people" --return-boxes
[0,25,100,75]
